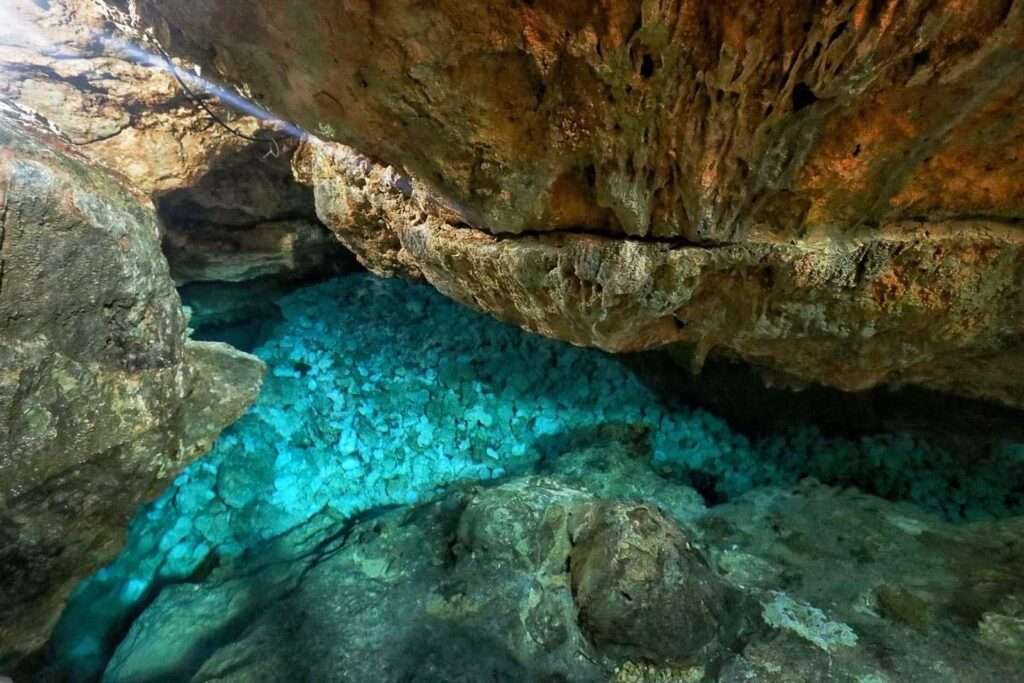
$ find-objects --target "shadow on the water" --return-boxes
[619,348,1024,459]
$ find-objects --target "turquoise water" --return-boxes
[50,273,1024,679]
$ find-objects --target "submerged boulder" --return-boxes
[570,502,748,664]
[0,117,264,671]
[100,474,725,682]
[116,0,1024,407]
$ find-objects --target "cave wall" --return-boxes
[0,117,265,670]
[0,0,352,286]
[120,0,1024,406]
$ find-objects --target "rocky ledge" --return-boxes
[122,0,1023,407]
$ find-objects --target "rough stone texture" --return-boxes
[403,220,1024,404]
[1,0,350,285]
[157,139,355,285]
[99,470,725,683]
[295,140,427,279]
[163,217,351,284]
[303,139,1024,406]
[0,117,265,671]
[0,0,261,197]
[703,481,1024,682]
[125,0,1024,237]
[119,0,1024,407]
[570,503,747,664]
[96,440,1024,682]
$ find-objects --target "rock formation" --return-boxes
[95,441,1024,682]
[38,270,1024,679]
[0,0,350,286]
[158,138,353,285]
[123,0,1024,407]
[0,116,264,671]
[1,0,1023,678]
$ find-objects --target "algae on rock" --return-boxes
[0,116,264,672]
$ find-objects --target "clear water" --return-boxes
[50,273,1024,679]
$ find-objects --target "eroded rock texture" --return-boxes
[301,139,1024,406]
[97,440,1024,682]
[0,0,350,285]
[159,138,354,284]
[119,0,1024,406]
[0,118,265,671]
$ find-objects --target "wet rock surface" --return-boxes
[704,483,1024,682]
[115,0,1024,406]
[0,117,264,672]
[1,1,1023,679]
[570,502,748,664]
[90,440,1024,683]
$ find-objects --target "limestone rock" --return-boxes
[296,140,428,279]
[1,1,351,286]
[157,138,355,285]
[163,217,352,284]
[119,0,1024,407]
[97,442,1024,682]
[305,139,1024,407]
[455,477,592,575]
[0,117,265,671]
[100,473,722,683]
[0,0,261,197]
[125,0,1024,238]
[703,481,1024,681]
[570,502,748,664]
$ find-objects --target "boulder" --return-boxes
[0,117,264,672]
[570,502,747,664]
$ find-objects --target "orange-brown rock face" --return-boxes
[130,0,1023,406]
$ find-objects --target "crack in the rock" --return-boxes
[442,214,1024,252]
[0,183,9,299]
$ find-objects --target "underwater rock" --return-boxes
[116,0,1024,407]
[703,481,1024,681]
[98,441,1024,682]
[102,475,722,682]
[0,116,264,671]
[41,271,1018,680]
[101,479,600,683]
[570,502,748,664]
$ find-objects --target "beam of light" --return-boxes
[100,36,307,141]
[0,1,307,142]
[0,0,52,50]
